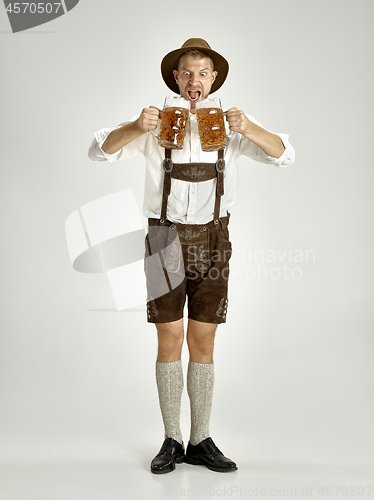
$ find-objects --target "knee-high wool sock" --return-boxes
[187,361,214,446]
[155,360,183,445]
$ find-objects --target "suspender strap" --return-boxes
[160,148,226,225]
[160,149,172,224]
[214,149,225,224]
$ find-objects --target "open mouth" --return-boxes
[187,90,201,102]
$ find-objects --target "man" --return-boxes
[88,38,295,474]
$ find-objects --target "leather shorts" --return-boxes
[144,214,232,324]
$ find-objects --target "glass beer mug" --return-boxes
[158,96,190,150]
[195,98,228,152]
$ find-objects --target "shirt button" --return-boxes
[191,191,195,194]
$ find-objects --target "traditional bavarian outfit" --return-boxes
[145,147,231,324]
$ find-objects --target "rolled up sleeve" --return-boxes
[88,115,145,163]
[259,132,295,167]
[239,114,295,167]
[88,127,121,163]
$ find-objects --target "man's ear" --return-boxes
[212,71,218,83]
[173,69,179,83]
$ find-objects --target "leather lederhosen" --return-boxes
[145,148,230,322]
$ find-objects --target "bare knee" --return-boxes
[156,319,184,362]
[187,319,217,363]
[187,336,215,361]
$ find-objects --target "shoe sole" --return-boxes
[151,456,184,474]
[184,456,238,473]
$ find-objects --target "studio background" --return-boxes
[0,0,373,498]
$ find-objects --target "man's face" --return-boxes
[173,55,218,111]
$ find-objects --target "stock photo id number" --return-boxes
[3,0,79,32]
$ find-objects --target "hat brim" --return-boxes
[161,46,229,95]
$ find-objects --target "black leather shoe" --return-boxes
[185,437,238,472]
[150,437,185,474]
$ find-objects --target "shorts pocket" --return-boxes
[220,225,230,243]
[218,227,232,261]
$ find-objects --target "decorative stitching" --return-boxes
[165,239,180,273]
[147,300,159,320]
[216,298,228,320]
[197,244,210,273]
[179,227,201,241]
[181,166,206,179]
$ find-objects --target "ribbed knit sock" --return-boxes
[155,360,183,445]
[187,361,214,446]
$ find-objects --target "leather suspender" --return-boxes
[160,149,225,226]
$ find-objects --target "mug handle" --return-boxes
[223,110,234,138]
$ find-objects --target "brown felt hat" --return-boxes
[161,38,229,95]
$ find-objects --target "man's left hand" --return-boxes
[225,106,286,159]
[225,107,251,135]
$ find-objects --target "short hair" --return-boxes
[177,50,214,71]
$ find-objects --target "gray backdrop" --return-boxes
[1,0,373,499]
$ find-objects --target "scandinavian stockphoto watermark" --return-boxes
[163,484,374,497]
[231,244,316,282]
[3,0,79,33]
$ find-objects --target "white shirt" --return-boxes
[88,113,295,224]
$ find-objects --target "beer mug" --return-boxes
[195,98,228,152]
[158,96,190,150]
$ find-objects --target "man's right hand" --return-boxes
[136,106,161,132]
[101,106,161,155]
